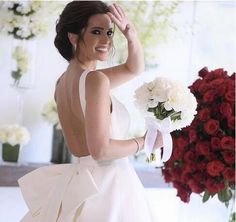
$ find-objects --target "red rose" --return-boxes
[171,168,182,180]
[162,169,172,183]
[218,84,227,96]
[206,178,219,193]
[162,67,235,204]
[189,79,202,92]
[206,160,225,176]
[199,83,209,94]
[211,137,221,150]
[184,151,195,162]
[183,161,197,173]
[208,68,227,80]
[199,67,209,78]
[220,136,235,150]
[225,89,235,102]
[210,78,225,87]
[197,162,207,171]
[206,178,225,193]
[198,108,210,121]
[176,137,189,150]
[220,102,232,117]
[196,141,210,155]
[230,73,235,80]
[223,168,235,181]
[176,186,191,203]
[204,119,219,135]
[187,179,204,194]
[207,153,218,161]
[203,90,215,103]
[227,116,235,129]
[180,172,192,183]
[188,129,197,142]
[193,172,205,182]
[173,148,184,159]
[223,151,235,165]
[190,119,199,128]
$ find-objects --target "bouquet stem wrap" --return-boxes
[144,117,173,162]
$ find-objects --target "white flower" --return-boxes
[164,86,189,111]
[0,1,64,39]
[42,99,61,129]
[152,77,173,102]
[134,77,197,131]
[134,82,154,112]
[12,46,29,74]
[0,9,14,34]
[0,124,30,146]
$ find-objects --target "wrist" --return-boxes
[127,36,139,44]
[137,136,145,151]
[133,137,144,154]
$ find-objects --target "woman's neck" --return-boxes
[75,55,96,71]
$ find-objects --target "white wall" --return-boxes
[0,1,235,163]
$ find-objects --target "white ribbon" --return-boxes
[144,116,173,162]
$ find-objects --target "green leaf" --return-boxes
[203,190,211,203]
[218,189,233,203]
[11,69,22,80]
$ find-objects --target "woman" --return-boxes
[19,1,163,221]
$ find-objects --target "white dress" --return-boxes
[18,69,156,222]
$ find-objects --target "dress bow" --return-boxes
[18,163,99,222]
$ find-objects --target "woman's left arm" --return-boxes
[100,3,144,88]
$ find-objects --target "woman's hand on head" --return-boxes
[107,3,137,42]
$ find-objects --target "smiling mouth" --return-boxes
[95,47,109,53]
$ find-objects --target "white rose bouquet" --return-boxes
[42,99,61,130]
[134,77,197,164]
[0,124,30,147]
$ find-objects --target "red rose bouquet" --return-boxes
[162,67,235,207]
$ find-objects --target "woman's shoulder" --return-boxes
[86,70,110,88]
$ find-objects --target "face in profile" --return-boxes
[78,13,114,62]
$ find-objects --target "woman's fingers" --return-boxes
[109,4,122,22]
[113,3,124,19]
[108,3,135,40]
[107,12,117,23]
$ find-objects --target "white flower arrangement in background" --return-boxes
[0,124,30,147]
[0,1,65,86]
[42,99,61,130]
[12,46,29,85]
[0,1,64,40]
[134,77,197,163]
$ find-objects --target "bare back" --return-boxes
[54,61,90,157]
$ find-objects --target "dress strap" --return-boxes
[79,69,91,116]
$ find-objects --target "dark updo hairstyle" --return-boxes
[54,1,110,62]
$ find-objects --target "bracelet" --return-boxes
[133,138,140,154]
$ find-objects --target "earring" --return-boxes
[73,44,77,52]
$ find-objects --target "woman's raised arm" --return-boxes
[100,3,144,88]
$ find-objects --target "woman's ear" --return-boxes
[68,32,78,45]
